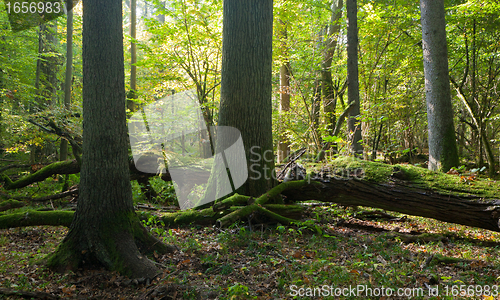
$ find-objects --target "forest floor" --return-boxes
[2,153,500,299]
[1,203,500,299]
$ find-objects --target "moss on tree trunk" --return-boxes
[45,0,174,279]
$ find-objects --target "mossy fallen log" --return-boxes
[0,157,172,190]
[137,203,306,227]
[0,210,74,229]
[0,200,25,212]
[282,177,500,233]
[1,160,80,190]
[0,189,78,203]
[3,160,499,234]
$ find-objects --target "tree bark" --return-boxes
[322,0,343,136]
[420,0,459,172]
[60,8,73,161]
[216,0,274,197]
[34,23,58,110]
[0,199,25,212]
[346,0,363,156]
[277,62,291,164]
[1,160,80,190]
[0,210,74,229]
[127,0,137,113]
[277,17,290,164]
[46,0,173,279]
[282,177,500,233]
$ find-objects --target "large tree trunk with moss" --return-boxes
[216,0,274,197]
[46,0,173,279]
[420,0,459,172]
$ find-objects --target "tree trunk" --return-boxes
[0,157,171,190]
[322,0,343,137]
[277,17,290,164]
[311,79,321,137]
[34,23,58,111]
[60,8,73,161]
[215,0,274,197]
[127,0,138,113]
[420,0,459,172]
[46,0,173,279]
[346,0,363,156]
[278,62,291,163]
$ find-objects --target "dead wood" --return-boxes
[0,158,172,190]
[282,177,500,233]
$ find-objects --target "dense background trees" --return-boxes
[1,1,500,295]
[1,0,498,176]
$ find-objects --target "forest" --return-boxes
[0,0,500,299]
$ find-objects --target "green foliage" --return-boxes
[149,177,178,204]
[227,282,255,299]
[137,0,222,123]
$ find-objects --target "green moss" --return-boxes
[397,164,500,198]
[310,156,394,182]
[45,240,81,272]
[307,157,500,199]
[97,211,139,277]
[0,199,25,211]
[430,254,466,266]
[0,210,74,229]
[1,160,78,190]
[439,125,460,172]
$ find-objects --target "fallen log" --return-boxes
[0,164,31,173]
[0,158,172,190]
[0,210,74,229]
[138,204,305,227]
[0,188,78,202]
[1,158,499,233]
[0,160,80,190]
[0,202,305,229]
[0,199,25,212]
[282,177,500,232]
